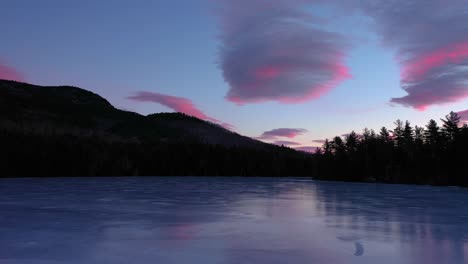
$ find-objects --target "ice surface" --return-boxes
[0,177,467,264]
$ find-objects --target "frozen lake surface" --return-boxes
[1,177,467,264]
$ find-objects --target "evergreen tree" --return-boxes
[369,129,377,140]
[403,121,414,146]
[414,126,424,146]
[331,136,345,154]
[314,147,323,155]
[424,119,440,146]
[392,119,404,147]
[441,111,461,142]
[362,128,371,142]
[379,126,391,143]
[345,131,359,152]
[322,139,332,154]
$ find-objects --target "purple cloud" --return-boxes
[0,62,23,82]
[295,146,318,153]
[273,140,301,146]
[127,91,233,130]
[312,139,326,144]
[458,110,468,124]
[256,128,308,140]
[216,0,351,104]
[355,0,468,110]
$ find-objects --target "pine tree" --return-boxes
[424,119,440,145]
[345,131,359,152]
[362,128,371,142]
[403,121,414,145]
[393,119,404,147]
[441,111,461,142]
[322,139,332,154]
[414,126,424,146]
[369,129,376,140]
[379,126,391,143]
[331,136,345,154]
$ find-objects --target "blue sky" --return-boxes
[1,0,468,149]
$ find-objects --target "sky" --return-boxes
[1,0,468,151]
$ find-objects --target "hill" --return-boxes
[0,80,271,147]
[0,80,313,177]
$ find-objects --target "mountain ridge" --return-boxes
[0,79,299,150]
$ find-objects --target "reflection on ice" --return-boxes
[0,177,467,264]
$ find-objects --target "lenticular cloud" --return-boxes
[273,140,301,146]
[256,128,308,140]
[216,0,468,109]
[217,0,351,104]
[356,0,468,110]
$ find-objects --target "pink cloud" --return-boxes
[458,110,468,124]
[256,128,308,140]
[294,146,318,153]
[216,0,351,104]
[0,63,23,82]
[127,91,233,130]
[273,140,301,146]
[354,0,468,110]
[401,42,468,82]
[391,41,468,110]
[255,66,282,80]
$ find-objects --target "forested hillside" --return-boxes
[1,79,467,186]
[0,80,313,177]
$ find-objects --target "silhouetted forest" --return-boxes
[0,80,314,177]
[1,80,468,186]
[2,111,467,187]
[313,112,468,186]
[0,128,314,177]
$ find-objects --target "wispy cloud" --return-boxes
[216,0,351,104]
[127,91,233,129]
[256,128,308,140]
[295,146,318,153]
[0,62,23,82]
[312,139,326,144]
[273,140,301,146]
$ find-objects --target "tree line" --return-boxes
[1,110,467,187]
[0,128,314,177]
[313,112,468,186]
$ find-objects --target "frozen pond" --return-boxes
[1,177,467,264]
